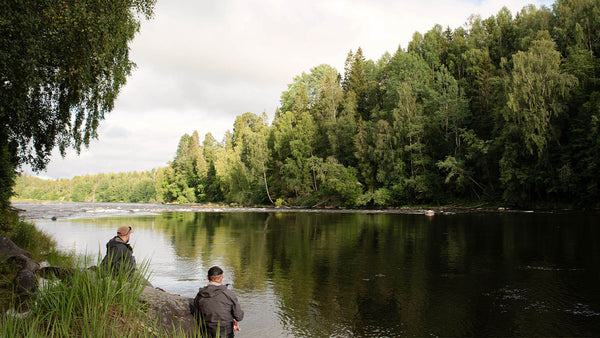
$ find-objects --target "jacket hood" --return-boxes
[198,284,228,298]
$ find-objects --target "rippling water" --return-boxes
[13,202,600,337]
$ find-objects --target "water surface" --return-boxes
[14,202,600,337]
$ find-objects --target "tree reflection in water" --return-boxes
[34,210,600,337]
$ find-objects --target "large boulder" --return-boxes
[0,236,40,304]
[0,236,31,258]
[38,266,74,280]
[140,286,196,335]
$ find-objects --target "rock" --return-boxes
[140,286,196,335]
[0,236,32,258]
[8,253,41,272]
[14,269,36,295]
[38,266,74,280]
[0,236,40,306]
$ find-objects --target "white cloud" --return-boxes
[27,0,554,179]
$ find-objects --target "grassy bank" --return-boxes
[0,208,72,265]
[0,208,194,337]
[0,208,74,312]
[0,261,160,337]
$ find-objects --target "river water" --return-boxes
[12,202,600,337]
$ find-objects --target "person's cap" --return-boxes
[207,266,223,276]
[117,225,133,236]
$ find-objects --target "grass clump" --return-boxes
[0,208,75,312]
[0,209,179,337]
[1,257,162,337]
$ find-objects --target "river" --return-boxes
[12,202,600,337]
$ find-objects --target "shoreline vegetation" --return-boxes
[0,208,196,337]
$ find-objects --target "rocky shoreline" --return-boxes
[11,201,563,222]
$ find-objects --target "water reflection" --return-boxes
[34,211,600,337]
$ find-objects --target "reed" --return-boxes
[1,210,206,337]
[1,209,75,311]
[0,257,171,337]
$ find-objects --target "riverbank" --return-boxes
[10,200,580,223]
[0,208,194,337]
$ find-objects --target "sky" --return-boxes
[27,0,554,179]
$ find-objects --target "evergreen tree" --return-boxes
[202,132,224,202]
[343,48,370,120]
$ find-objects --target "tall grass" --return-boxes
[0,257,167,337]
[1,208,75,312]
[1,210,207,337]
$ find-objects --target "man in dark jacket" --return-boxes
[100,225,136,276]
[194,266,244,338]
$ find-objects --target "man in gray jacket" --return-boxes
[100,225,136,276]
[194,266,244,338]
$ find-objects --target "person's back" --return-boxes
[99,226,136,276]
[194,266,244,338]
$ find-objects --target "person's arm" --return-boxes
[192,294,202,323]
[230,292,244,322]
[123,247,136,271]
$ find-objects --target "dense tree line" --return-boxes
[15,0,600,208]
[15,171,158,203]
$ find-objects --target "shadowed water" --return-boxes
[14,202,600,337]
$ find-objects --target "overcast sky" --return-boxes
[27,0,554,179]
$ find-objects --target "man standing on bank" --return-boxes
[100,225,136,276]
[194,266,244,338]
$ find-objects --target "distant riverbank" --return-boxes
[11,200,570,222]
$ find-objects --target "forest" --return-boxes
[14,0,600,208]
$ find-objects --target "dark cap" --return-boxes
[207,266,223,276]
[117,225,133,236]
